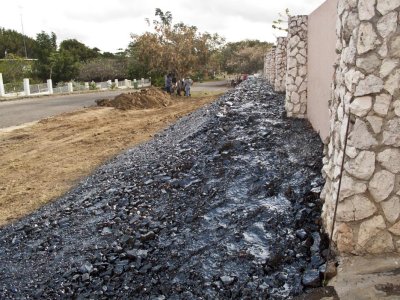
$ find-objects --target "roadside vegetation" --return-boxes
[0,9,272,87]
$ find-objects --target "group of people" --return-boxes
[165,74,193,97]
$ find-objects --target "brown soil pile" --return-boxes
[96,88,171,110]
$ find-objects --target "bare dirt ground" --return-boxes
[0,91,220,226]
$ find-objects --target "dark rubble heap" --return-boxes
[0,79,328,299]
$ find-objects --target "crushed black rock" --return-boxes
[0,79,328,299]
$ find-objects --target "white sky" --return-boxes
[1,0,327,54]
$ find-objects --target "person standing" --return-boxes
[184,76,193,97]
[166,73,172,94]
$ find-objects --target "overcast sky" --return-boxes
[1,0,326,54]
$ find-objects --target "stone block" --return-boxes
[354,75,383,96]
[376,0,400,16]
[381,196,400,223]
[356,53,381,73]
[380,59,399,78]
[383,118,400,147]
[389,221,400,236]
[368,170,395,202]
[374,94,391,116]
[358,0,376,21]
[339,174,367,200]
[357,22,380,55]
[357,215,386,247]
[337,194,377,221]
[336,223,355,253]
[377,11,398,39]
[384,69,400,96]
[344,150,375,180]
[377,148,400,173]
[349,119,378,150]
[349,96,372,117]
[366,116,383,133]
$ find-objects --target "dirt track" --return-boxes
[0,94,220,226]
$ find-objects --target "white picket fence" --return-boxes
[0,73,151,99]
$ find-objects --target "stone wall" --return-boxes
[274,37,288,92]
[265,48,276,85]
[321,0,400,255]
[285,15,308,118]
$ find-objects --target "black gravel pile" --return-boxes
[0,79,328,299]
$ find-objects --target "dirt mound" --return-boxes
[96,88,171,110]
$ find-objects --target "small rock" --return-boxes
[296,229,307,240]
[140,231,156,242]
[220,275,235,285]
[302,269,321,287]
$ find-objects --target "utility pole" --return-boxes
[19,6,28,59]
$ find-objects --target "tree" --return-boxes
[0,28,38,59]
[220,40,273,74]
[59,39,99,62]
[272,9,291,33]
[78,57,128,82]
[130,9,224,80]
[34,31,57,80]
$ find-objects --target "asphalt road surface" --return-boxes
[0,81,230,129]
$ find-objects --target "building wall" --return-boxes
[307,0,338,141]
[321,0,400,255]
[286,15,308,118]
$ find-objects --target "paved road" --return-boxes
[0,81,231,129]
[0,90,130,129]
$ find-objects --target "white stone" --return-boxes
[357,215,386,247]
[374,94,392,116]
[300,104,306,114]
[366,116,383,133]
[364,231,395,254]
[377,0,400,16]
[383,118,400,147]
[298,81,307,93]
[291,92,300,104]
[337,194,377,221]
[299,48,307,57]
[381,196,400,223]
[368,170,395,202]
[380,59,399,78]
[357,22,380,55]
[295,76,303,86]
[340,174,368,200]
[390,36,400,58]
[377,11,398,38]
[298,66,307,77]
[378,41,388,57]
[345,145,358,158]
[342,37,357,64]
[377,148,400,173]
[354,75,384,96]
[394,101,400,117]
[296,54,306,65]
[384,69,400,96]
[349,118,378,149]
[300,91,307,103]
[356,53,381,73]
[358,0,376,20]
[345,69,365,92]
[344,150,376,180]
[389,221,400,236]
[349,96,372,117]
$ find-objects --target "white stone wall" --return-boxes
[265,48,276,85]
[321,0,400,255]
[285,15,308,118]
[274,37,288,92]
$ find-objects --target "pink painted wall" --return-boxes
[307,0,338,141]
